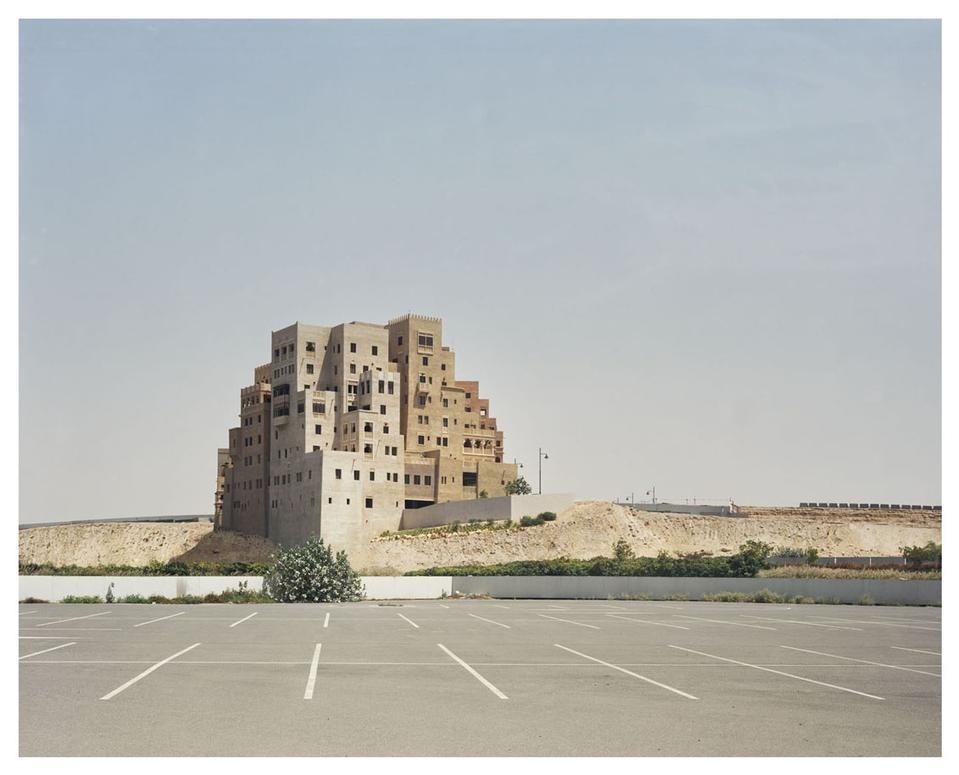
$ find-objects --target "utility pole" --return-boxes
[538,448,548,495]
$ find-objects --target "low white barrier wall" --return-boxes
[451,576,941,605]
[19,575,452,602]
[18,575,939,605]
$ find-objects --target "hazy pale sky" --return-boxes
[19,20,941,522]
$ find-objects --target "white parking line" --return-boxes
[36,611,111,628]
[323,613,330,628]
[491,605,511,610]
[607,614,690,630]
[538,614,599,630]
[891,646,941,656]
[230,613,258,628]
[780,646,941,677]
[397,613,419,629]
[19,642,76,660]
[555,644,698,700]
[438,604,450,609]
[19,610,38,615]
[809,617,940,632]
[740,616,862,631]
[468,613,510,629]
[669,645,884,700]
[304,644,322,700]
[100,643,201,700]
[675,615,776,631]
[19,636,87,640]
[133,612,185,628]
[437,644,508,700]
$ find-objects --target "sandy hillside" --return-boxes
[19,502,940,572]
[18,522,277,567]
[353,502,941,572]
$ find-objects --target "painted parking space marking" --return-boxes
[468,613,510,629]
[607,614,690,630]
[437,644,508,700]
[810,617,940,632]
[891,646,940,656]
[100,643,201,701]
[397,613,420,629]
[740,616,862,631]
[20,636,88,640]
[669,646,884,700]
[134,612,186,628]
[229,613,258,628]
[780,646,941,677]
[438,604,450,609]
[323,613,330,628]
[20,642,76,660]
[555,644,698,700]
[19,610,38,615]
[675,615,777,631]
[303,644,322,700]
[36,611,111,628]
[538,614,599,630]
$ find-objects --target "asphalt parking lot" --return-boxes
[19,599,941,756]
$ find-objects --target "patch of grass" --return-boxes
[759,567,940,580]
[378,520,515,540]
[60,595,103,603]
[20,561,271,577]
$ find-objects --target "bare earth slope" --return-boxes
[354,502,941,572]
[19,503,940,572]
[18,522,276,567]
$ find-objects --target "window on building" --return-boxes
[328,497,332,504]
[315,424,322,434]
[380,405,386,415]
[349,363,356,374]
[364,422,373,433]
[369,471,375,481]
[378,380,385,393]
[442,417,449,427]
[274,348,280,359]
[391,446,397,455]
[297,402,304,414]
[313,445,320,452]
[346,498,350,505]
[441,476,447,484]
[418,334,433,348]
[398,336,403,345]
[417,435,425,445]
[419,374,427,384]
[425,475,432,486]
[413,475,421,485]
[404,474,410,484]
[365,498,373,509]
[353,470,360,481]
[372,345,378,356]
[422,356,429,366]
[335,468,342,480]
[350,342,356,353]
[313,402,325,414]
[306,364,314,374]
[388,382,394,395]
[442,398,449,408]
[306,341,315,352]
[383,424,389,434]
[364,444,373,454]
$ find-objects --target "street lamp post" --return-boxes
[538,447,549,494]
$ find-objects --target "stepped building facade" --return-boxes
[215,314,517,550]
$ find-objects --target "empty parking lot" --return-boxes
[19,599,941,756]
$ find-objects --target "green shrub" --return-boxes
[119,594,149,604]
[60,595,103,603]
[613,540,635,562]
[264,536,363,602]
[538,511,557,521]
[751,588,786,603]
[728,541,773,577]
[20,597,48,603]
[19,560,271,577]
[519,515,536,527]
[902,541,942,568]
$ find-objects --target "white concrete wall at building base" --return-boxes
[19,575,450,602]
[452,576,941,605]
[400,493,576,530]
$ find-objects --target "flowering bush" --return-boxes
[264,536,364,602]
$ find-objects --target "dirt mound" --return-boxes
[18,522,277,567]
[18,503,940,573]
[354,502,941,572]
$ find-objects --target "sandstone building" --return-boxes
[216,314,518,551]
